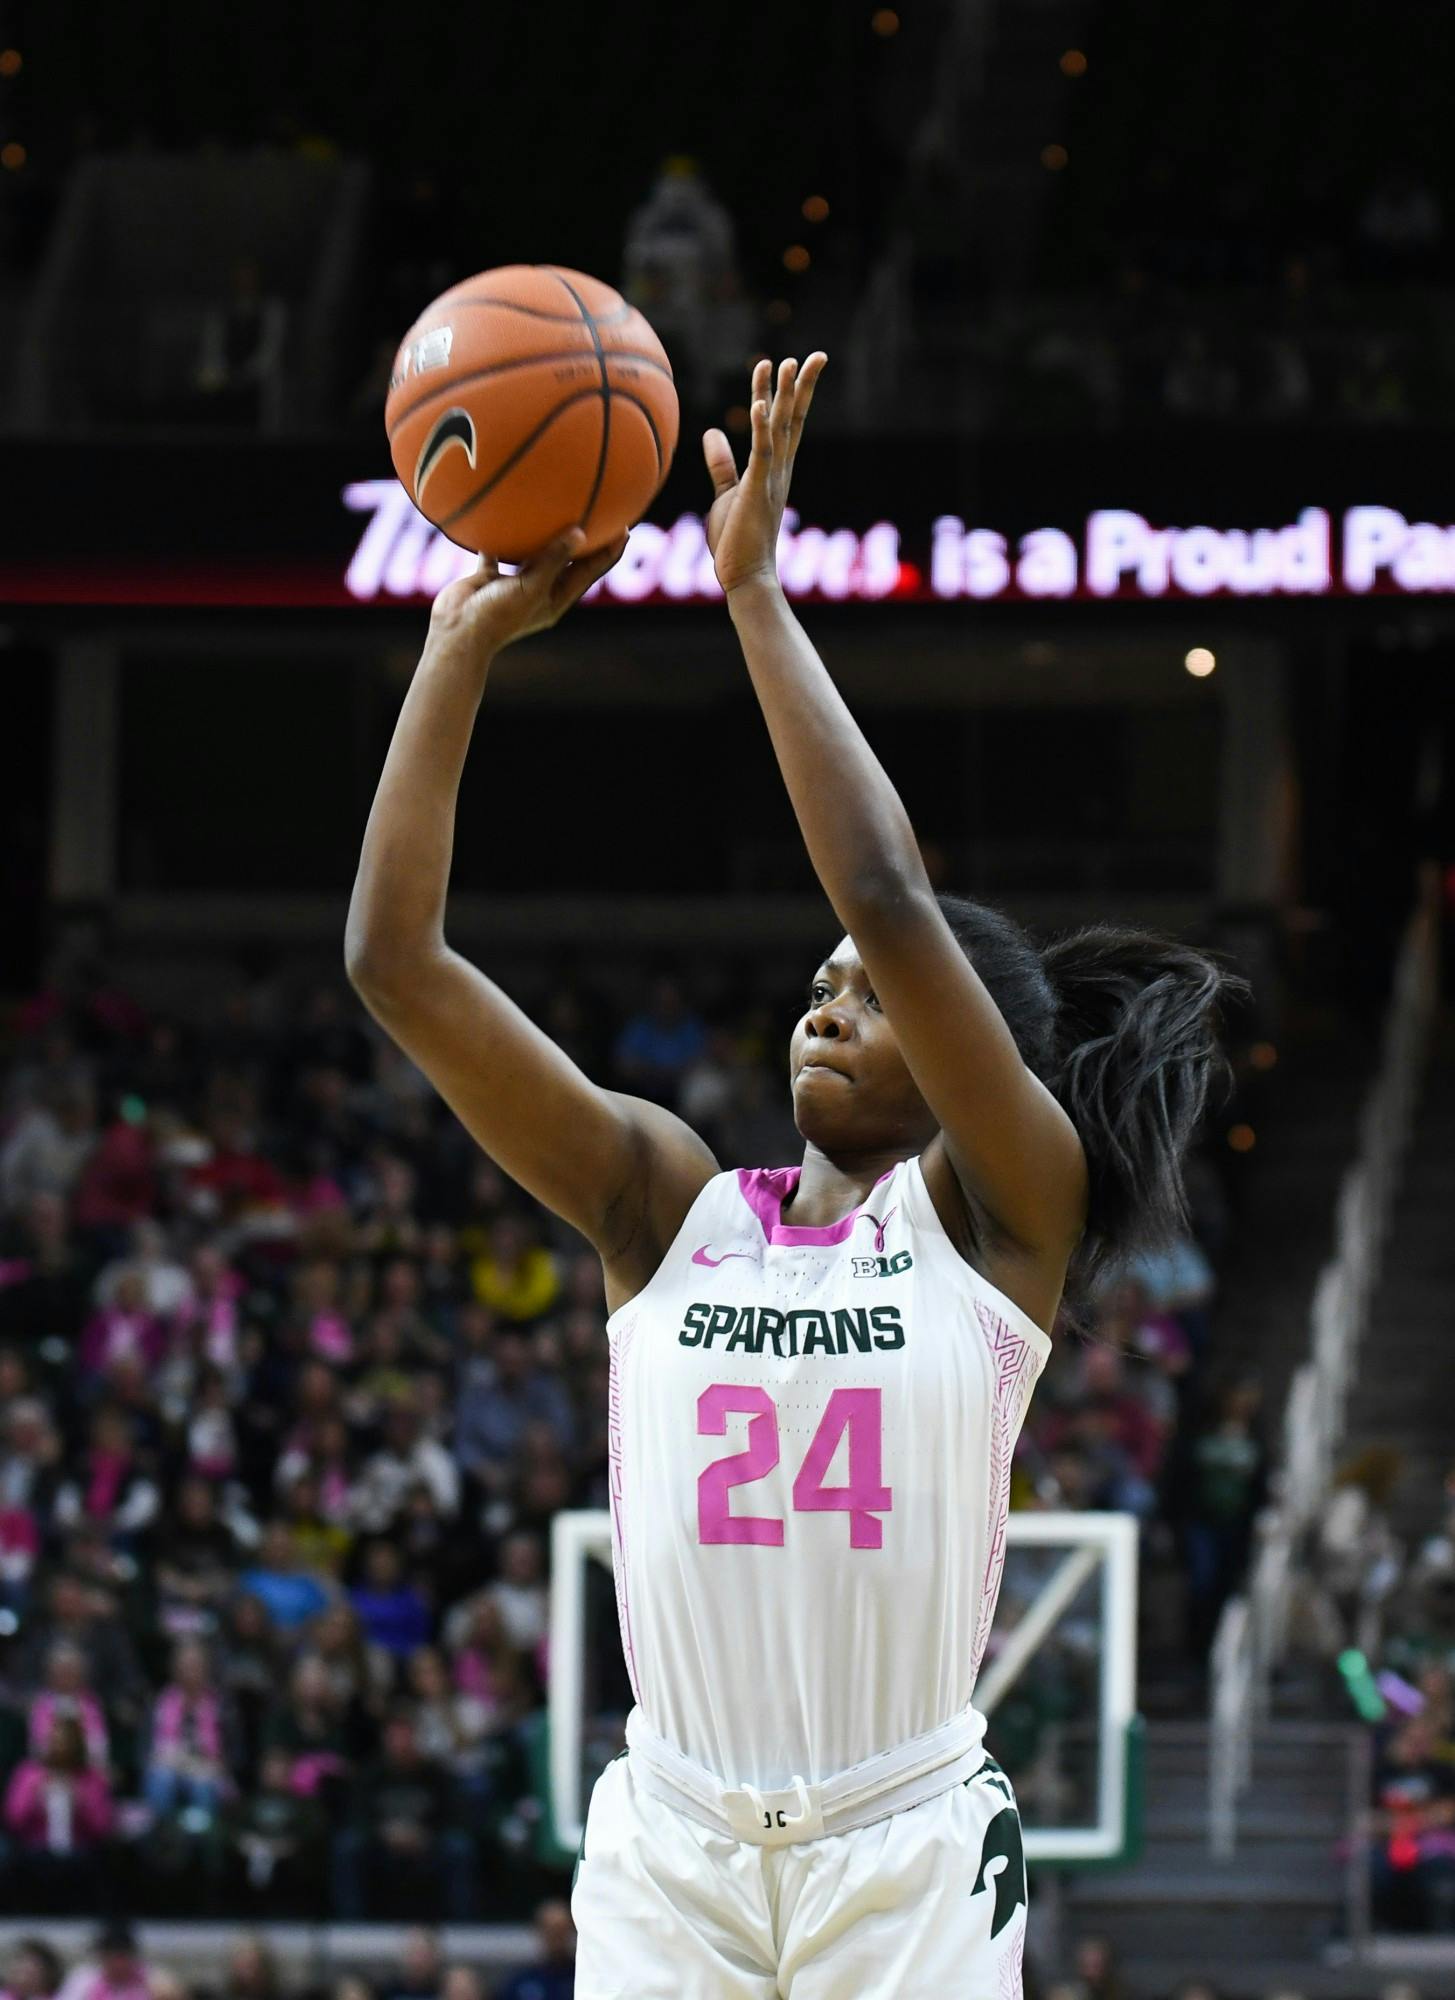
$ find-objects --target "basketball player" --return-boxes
[347,354,1233,1997]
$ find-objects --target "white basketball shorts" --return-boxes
[571,1750,1029,2000]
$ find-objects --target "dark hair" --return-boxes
[935,895,1242,1302]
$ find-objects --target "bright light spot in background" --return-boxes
[783,244,811,273]
[0,142,25,170]
[1185,646,1217,676]
[1060,49,1088,77]
[0,49,22,77]
[1228,1124,1257,1153]
[1040,144,1068,171]
[802,195,830,223]
[1249,1042,1279,1072]
[871,9,900,37]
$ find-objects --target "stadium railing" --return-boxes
[1208,865,1440,1858]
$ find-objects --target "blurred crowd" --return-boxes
[1304,1453,1455,1936]
[1047,1931,1435,2000]
[0,1915,574,2000]
[0,948,1240,1920]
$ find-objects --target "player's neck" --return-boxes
[785,1145,911,1228]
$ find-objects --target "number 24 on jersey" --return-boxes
[697,1384,892,1550]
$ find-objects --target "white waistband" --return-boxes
[624,1705,988,1846]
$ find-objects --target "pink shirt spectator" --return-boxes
[3,1761,114,1850]
[79,1305,167,1378]
[29,1692,109,1766]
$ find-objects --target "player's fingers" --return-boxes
[521,528,586,595]
[556,532,628,612]
[472,553,501,588]
[788,352,827,457]
[771,358,798,450]
[751,357,773,406]
[746,396,772,471]
[702,428,739,496]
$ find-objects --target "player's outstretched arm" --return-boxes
[346,534,718,1306]
[704,361,1085,1295]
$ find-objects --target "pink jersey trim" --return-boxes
[607,1317,643,1708]
[735,1163,897,1247]
[968,1296,1040,1686]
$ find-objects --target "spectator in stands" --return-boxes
[54,1406,161,1544]
[349,1537,433,1661]
[16,1569,145,1720]
[79,1270,168,1383]
[469,1214,560,1327]
[1178,1378,1270,1653]
[354,1391,460,1533]
[0,1086,97,1214]
[27,1641,110,1770]
[221,1747,329,1914]
[485,1531,549,1657]
[612,977,707,1107]
[381,1929,443,2000]
[331,1710,478,1920]
[0,1397,59,1607]
[152,1477,244,1638]
[0,1940,63,2000]
[278,1470,351,1578]
[444,1596,535,1739]
[623,158,739,408]
[1126,1229,1216,1356]
[264,1652,353,1802]
[1,1714,114,1909]
[143,1639,234,1820]
[215,1593,282,1772]
[493,1900,577,2000]
[238,1520,333,1633]
[0,1192,93,1345]
[1069,1934,1127,2000]
[54,1925,156,2000]
[1365,1713,1455,1931]
[1306,1445,1405,1657]
[218,1937,279,2000]
[453,1327,574,1492]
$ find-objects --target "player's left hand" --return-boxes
[703,353,826,597]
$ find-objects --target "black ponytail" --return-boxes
[935,896,1244,1301]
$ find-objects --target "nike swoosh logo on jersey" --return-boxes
[691,1245,758,1268]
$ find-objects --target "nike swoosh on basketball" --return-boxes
[691,1245,757,1268]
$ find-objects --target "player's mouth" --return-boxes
[797,1058,853,1081]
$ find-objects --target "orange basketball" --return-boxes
[384,265,678,564]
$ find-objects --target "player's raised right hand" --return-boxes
[427,530,628,660]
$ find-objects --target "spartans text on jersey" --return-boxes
[677,1302,905,1357]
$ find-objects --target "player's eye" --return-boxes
[866,992,881,1011]
[809,983,831,1004]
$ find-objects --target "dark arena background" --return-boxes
[2,2,1454,1996]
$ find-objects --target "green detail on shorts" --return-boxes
[967,1754,1013,1802]
[971,1805,1028,1939]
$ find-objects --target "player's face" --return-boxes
[789,938,938,1154]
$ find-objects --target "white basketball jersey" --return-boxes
[605,1154,1051,1791]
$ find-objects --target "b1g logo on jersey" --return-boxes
[852,1250,913,1279]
